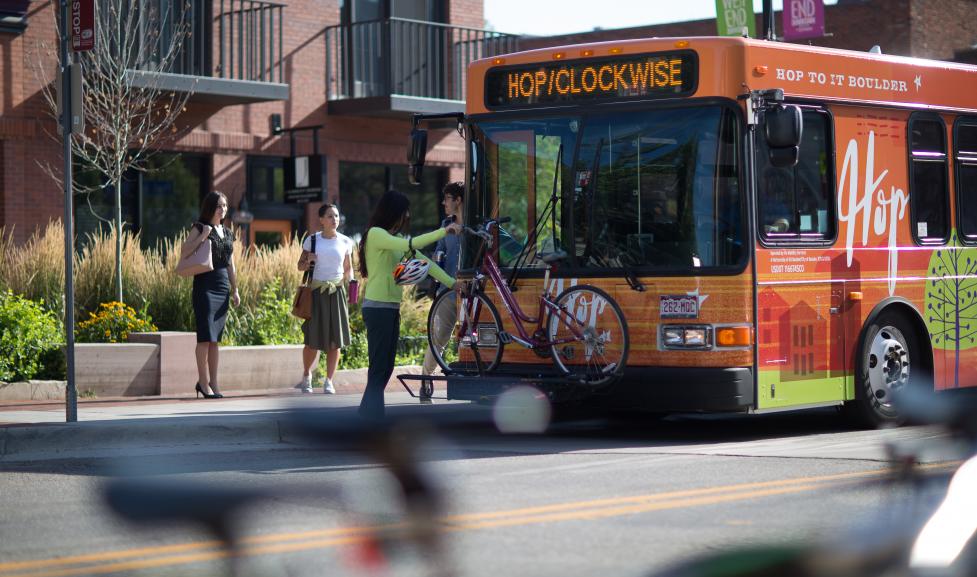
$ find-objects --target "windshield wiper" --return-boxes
[507,143,564,290]
[583,138,645,292]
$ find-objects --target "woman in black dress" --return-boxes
[181,191,240,398]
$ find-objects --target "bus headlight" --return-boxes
[660,325,711,349]
[662,327,685,346]
[660,325,753,350]
[684,328,707,346]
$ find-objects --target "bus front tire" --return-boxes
[847,311,921,428]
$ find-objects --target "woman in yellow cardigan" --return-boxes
[357,190,461,419]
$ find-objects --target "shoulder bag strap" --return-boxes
[302,234,317,285]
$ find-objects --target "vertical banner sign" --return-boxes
[71,0,95,52]
[783,0,825,41]
[715,0,756,38]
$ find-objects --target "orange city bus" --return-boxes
[411,36,977,425]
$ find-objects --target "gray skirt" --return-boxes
[302,284,351,351]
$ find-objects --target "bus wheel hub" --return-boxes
[867,327,909,403]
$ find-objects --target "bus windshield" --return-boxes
[469,105,743,272]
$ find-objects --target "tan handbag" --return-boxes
[175,226,214,277]
[291,234,316,320]
[291,285,313,320]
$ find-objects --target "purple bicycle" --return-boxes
[427,218,629,387]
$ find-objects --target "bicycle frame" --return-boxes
[461,227,585,350]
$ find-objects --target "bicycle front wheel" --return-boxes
[428,289,505,375]
[547,285,629,386]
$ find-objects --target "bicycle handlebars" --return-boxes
[462,217,511,244]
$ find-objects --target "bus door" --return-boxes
[479,125,569,272]
[755,107,847,410]
[484,129,535,266]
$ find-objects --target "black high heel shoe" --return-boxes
[195,383,217,399]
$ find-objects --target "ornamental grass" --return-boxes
[0,222,433,357]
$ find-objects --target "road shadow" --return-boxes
[0,400,871,479]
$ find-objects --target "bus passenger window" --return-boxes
[756,109,835,243]
[909,115,949,244]
[955,121,977,243]
[760,167,793,234]
[471,119,577,270]
[571,106,743,271]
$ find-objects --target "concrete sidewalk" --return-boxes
[0,380,452,463]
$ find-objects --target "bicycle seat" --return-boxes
[535,249,568,264]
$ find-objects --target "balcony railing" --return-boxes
[326,18,519,103]
[129,0,285,84]
[216,0,285,83]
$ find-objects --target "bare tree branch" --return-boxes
[30,0,197,303]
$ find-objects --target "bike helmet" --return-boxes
[393,257,430,286]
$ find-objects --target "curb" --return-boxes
[0,415,289,462]
[0,390,454,464]
[0,366,427,403]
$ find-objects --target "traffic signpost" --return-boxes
[60,0,94,422]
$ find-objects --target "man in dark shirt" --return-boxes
[420,182,464,402]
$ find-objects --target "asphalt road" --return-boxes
[0,406,962,577]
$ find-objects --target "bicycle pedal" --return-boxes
[498,331,513,344]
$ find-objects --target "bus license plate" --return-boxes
[660,295,698,319]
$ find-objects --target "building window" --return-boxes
[338,161,447,244]
[248,156,285,204]
[0,0,28,34]
[74,153,209,250]
[909,114,949,245]
[955,119,977,243]
[757,108,835,244]
[138,154,209,249]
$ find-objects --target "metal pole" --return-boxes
[763,0,775,41]
[59,0,77,422]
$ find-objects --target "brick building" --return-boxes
[518,0,977,63]
[0,0,513,246]
[0,0,975,246]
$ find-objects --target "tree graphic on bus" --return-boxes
[924,231,977,388]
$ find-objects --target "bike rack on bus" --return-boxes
[396,370,618,403]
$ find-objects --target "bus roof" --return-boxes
[467,36,977,115]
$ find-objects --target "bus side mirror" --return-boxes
[408,128,428,185]
[768,146,799,168]
[764,104,802,148]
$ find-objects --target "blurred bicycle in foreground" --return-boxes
[104,387,553,577]
[649,388,977,577]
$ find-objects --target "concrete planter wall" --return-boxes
[76,342,159,396]
[0,333,422,401]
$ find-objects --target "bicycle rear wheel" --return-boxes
[428,289,505,375]
[547,285,629,386]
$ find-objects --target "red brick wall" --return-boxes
[449,0,484,29]
[517,0,932,58]
[0,1,65,242]
[0,0,471,240]
[3,0,976,243]
[911,0,977,61]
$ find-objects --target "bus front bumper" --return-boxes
[444,364,754,413]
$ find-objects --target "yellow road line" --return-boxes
[0,462,957,577]
[0,527,384,573]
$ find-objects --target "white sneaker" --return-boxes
[295,375,313,394]
[323,378,336,395]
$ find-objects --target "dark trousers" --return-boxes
[359,307,400,420]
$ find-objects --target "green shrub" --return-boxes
[335,331,369,371]
[0,223,66,319]
[0,224,449,361]
[76,301,158,343]
[224,278,303,346]
[0,290,64,382]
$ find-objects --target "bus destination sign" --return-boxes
[484,51,696,109]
